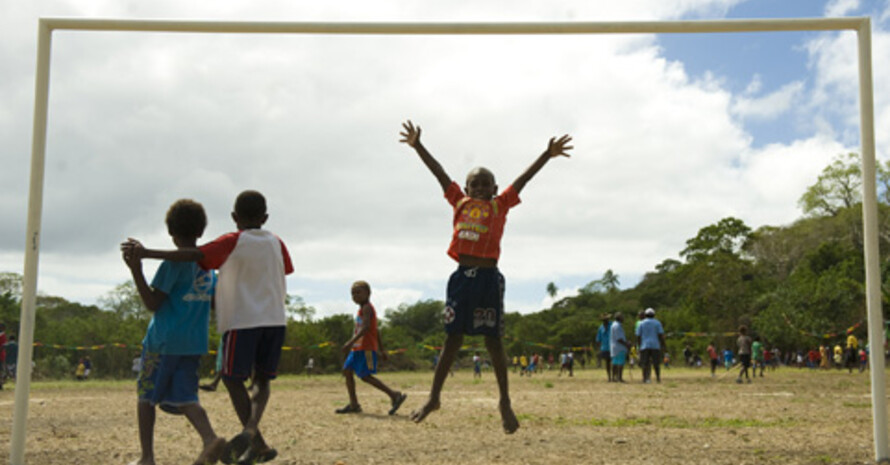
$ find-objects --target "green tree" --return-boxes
[98,281,148,321]
[286,294,316,322]
[681,217,752,262]
[384,299,443,341]
[546,282,558,299]
[799,152,861,217]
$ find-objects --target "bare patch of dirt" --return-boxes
[0,367,881,464]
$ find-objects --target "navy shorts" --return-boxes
[640,348,661,367]
[137,350,200,411]
[444,266,505,337]
[222,326,285,381]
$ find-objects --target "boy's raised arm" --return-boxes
[512,134,573,194]
[121,238,204,262]
[400,120,451,192]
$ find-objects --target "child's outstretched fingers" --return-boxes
[399,120,421,147]
[548,134,573,158]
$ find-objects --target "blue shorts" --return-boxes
[222,326,285,381]
[444,266,505,337]
[612,351,627,366]
[137,351,200,411]
[343,350,377,379]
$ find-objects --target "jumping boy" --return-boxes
[122,199,226,465]
[336,281,407,415]
[400,120,571,434]
[124,190,293,464]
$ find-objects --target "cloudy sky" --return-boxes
[1,0,888,319]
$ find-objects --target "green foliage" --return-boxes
[799,152,861,217]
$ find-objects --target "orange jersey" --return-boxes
[352,303,379,352]
[445,181,521,262]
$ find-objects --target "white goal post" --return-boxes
[14,17,882,464]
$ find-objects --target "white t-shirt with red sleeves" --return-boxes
[198,229,294,333]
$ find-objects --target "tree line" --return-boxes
[1,153,889,378]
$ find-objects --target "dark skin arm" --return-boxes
[342,304,372,355]
[512,134,573,194]
[121,245,167,312]
[400,120,452,192]
[377,330,388,362]
[121,238,204,262]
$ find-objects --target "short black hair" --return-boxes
[166,199,207,239]
[234,190,267,221]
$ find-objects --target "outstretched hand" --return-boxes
[399,120,421,147]
[120,238,145,267]
[547,134,573,158]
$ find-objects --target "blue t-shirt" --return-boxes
[635,318,664,350]
[596,323,611,352]
[610,321,627,356]
[143,261,214,355]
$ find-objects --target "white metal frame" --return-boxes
[13,17,882,464]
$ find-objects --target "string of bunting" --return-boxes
[781,314,864,339]
[30,340,409,355]
[664,331,736,339]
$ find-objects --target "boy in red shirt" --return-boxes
[400,120,572,433]
[335,281,406,415]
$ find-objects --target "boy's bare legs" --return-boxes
[223,375,273,456]
[485,335,519,434]
[361,374,395,398]
[134,402,156,465]
[180,403,226,465]
[343,369,360,409]
[411,332,463,423]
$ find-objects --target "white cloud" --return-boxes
[824,0,860,17]
[731,81,804,121]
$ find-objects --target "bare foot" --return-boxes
[500,401,519,434]
[193,437,226,465]
[409,398,440,423]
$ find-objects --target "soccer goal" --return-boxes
[14,17,882,464]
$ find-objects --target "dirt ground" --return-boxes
[0,365,884,465]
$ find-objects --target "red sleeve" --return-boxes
[198,232,240,270]
[444,181,465,207]
[499,185,521,210]
[279,238,294,275]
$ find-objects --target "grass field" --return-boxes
[0,365,883,464]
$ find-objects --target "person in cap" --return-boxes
[635,308,665,384]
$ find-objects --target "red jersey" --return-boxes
[445,181,521,262]
[352,303,379,352]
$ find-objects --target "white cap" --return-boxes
[644,308,655,316]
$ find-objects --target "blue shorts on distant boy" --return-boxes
[343,350,378,379]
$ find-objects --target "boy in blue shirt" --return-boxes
[595,313,612,382]
[122,199,225,465]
